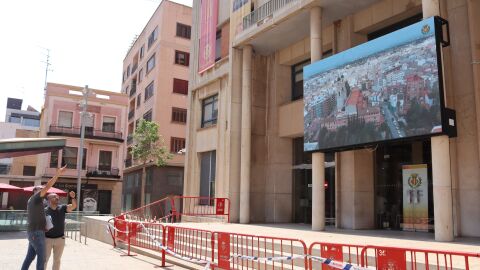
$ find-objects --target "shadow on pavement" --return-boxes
[0,231,27,240]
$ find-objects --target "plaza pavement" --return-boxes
[0,231,186,269]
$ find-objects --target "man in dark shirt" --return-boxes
[44,190,76,270]
[21,166,66,270]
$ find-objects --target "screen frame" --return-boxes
[303,16,449,153]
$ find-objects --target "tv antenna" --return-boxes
[40,47,53,98]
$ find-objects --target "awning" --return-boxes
[0,138,66,158]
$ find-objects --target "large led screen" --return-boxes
[304,17,444,152]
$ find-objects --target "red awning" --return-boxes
[0,183,23,192]
[23,186,68,197]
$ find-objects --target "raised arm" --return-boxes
[66,191,77,212]
[40,165,67,198]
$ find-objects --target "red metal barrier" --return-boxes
[361,245,480,269]
[212,231,309,270]
[175,196,231,223]
[123,196,176,223]
[308,242,364,270]
[164,225,214,264]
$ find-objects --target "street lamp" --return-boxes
[76,85,92,218]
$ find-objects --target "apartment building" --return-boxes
[37,83,128,214]
[184,0,480,241]
[121,0,191,211]
[0,98,41,209]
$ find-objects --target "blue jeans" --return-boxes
[21,230,46,270]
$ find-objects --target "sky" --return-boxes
[0,0,192,118]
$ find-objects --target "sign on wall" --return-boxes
[198,0,219,73]
[402,164,429,232]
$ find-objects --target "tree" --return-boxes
[130,119,173,207]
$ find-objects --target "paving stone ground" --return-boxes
[0,231,185,270]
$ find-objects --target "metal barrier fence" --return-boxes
[308,242,364,270]
[122,196,230,223]
[361,245,480,270]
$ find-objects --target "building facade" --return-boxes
[185,0,480,240]
[121,0,191,211]
[37,83,128,214]
[0,98,41,209]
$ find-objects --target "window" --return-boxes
[84,114,94,136]
[50,151,59,168]
[215,30,222,61]
[23,166,36,176]
[9,116,21,123]
[199,151,216,203]
[122,71,126,83]
[176,23,191,39]
[58,111,73,128]
[138,69,143,83]
[170,137,186,153]
[173,78,188,95]
[62,147,78,169]
[23,118,40,127]
[172,107,187,123]
[140,45,145,59]
[137,94,141,107]
[143,110,152,121]
[146,54,155,73]
[99,150,112,171]
[175,50,189,66]
[148,27,158,49]
[146,167,153,186]
[145,81,154,101]
[291,59,310,101]
[201,95,218,128]
[102,116,116,132]
[367,13,423,41]
[127,65,131,77]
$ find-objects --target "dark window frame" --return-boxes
[176,23,191,39]
[146,54,156,73]
[171,107,187,124]
[148,27,158,49]
[291,59,311,101]
[144,81,154,102]
[143,110,153,122]
[201,94,218,128]
[175,50,190,66]
[173,78,188,95]
[98,150,113,171]
[215,30,222,61]
[137,93,142,107]
[170,137,186,153]
[50,150,59,168]
[23,165,36,176]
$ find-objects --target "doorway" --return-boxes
[374,140,434,231]
[97,190,112,214]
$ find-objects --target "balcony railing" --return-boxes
[132,63,138,74]
[242,0,298,30]
[86,167,120,179]
[127,134,133,145]
[48,125,123,142]
[125,158,132,168]
[128,110,135,120]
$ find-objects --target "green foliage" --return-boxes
[130,119,173,166]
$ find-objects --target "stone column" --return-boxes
[310,5,325,231]
[431,136,454,241]
[240,45,253,224]
[423,0,454,241]
[312,152,325,230]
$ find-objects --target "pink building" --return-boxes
[37,83,128,214]
[121,0,191,210]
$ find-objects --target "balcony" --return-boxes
[131,63,138,74]
[128,110,135,120]
[86,167,120,179]
[129,85,137,97]
[47,125,124,143]
[242,0,299,30]
[127,134,133,145]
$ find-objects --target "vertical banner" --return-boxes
[376,248,406,270]
[215,198,225,215]
[198,0,218,73]
[217,232,231,269]
[402,164,429,232]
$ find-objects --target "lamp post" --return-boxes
[76,85,91,218]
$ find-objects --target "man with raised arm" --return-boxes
[44,190,77,270]
[21,165,66,270]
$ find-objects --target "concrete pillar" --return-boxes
[422,0,440,18]
[467,0,480,162]
[312,152,325,230]
[431,135,454,241]
[423,0,454,242]
[310,6,325,231]
[310,6,322,62]
[240,45,253,224]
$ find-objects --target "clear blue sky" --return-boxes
[0,0,192,118]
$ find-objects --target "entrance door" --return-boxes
[97,190,112,214]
